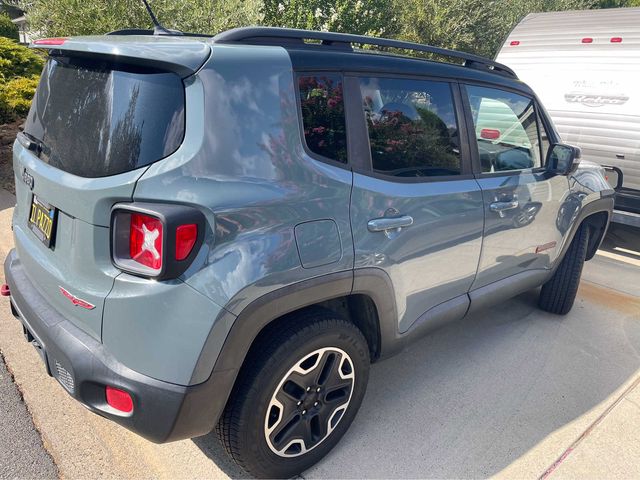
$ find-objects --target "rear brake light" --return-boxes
[111,204,205,280]
[105,386,133,413]
[175,224,198,261]
[33,37,67,46]
[129,213,163,270]
[581,37,593,44]
[611,37,622,43]
[510,40,520,46]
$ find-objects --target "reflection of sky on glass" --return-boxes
[360,77,458,129]
[468,85,532,117]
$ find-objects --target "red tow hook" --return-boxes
[0,284,10,297]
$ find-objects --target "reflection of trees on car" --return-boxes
[366,105,460,176]
[298,75,347,162]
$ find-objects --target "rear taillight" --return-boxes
[111,204,205,280]
[129,213,163,270]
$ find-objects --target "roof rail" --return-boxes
[213,27,518,78]
[106,28,213,38]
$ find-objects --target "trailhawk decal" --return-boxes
[59,286,95,310]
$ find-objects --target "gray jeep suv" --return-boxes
[3,27,614,478]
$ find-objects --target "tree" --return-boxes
[16,0,263,37]
[0,13,18,41]
[0,36,42,80]
[262,0,398,36]
[396,0,601,58]
[15,0,640,56]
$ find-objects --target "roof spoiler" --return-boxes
[30,36,211,78]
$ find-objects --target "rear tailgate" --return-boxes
[11,36,210,340]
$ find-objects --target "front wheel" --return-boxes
[539,225,589,315]
[217,310,370,478]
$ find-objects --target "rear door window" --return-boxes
[359,76,461,178]
[24,56,185,178]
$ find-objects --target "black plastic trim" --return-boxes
[4,250,228,443]
[214,27,518,78]
[556,196,613,268]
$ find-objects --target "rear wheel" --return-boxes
[217,310,370,478]
[539,225,589,315]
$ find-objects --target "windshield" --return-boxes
[24,56,185,178]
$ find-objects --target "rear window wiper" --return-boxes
[17,132,48,157]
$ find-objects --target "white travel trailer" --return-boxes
[496,7,640,226]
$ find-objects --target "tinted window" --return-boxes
[298,74,347,163]
[360,77,461,177]
[24,57,185,178]
[466,86,542,173]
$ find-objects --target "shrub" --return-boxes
[0,37,44,81]
[0,13,19,42]
[0,75,39,123]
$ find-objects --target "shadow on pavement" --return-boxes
[600,223,640,260]
[192,431,247,479]
[194,271,640,478]
[0,189,15,213]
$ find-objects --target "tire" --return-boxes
[217,309,370,479]
[539,225,589,315]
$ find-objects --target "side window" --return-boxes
[466,85,542,173]
[359,77,461,178]
[298,74,347,163]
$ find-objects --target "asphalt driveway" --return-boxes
[0,186,639,479]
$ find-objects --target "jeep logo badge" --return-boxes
[22,168,34,190]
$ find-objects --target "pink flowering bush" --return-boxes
[298,75,347,162]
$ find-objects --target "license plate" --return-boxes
[28,195,58,248]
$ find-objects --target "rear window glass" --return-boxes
[23,56,185,178]
[298,74,348,163]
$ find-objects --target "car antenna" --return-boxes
[140,0,182,35]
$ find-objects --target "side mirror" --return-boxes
[547,144,581,175]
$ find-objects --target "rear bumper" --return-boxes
[4,249,234,443]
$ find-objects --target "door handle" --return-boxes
[367,215,414,233]
[490,200,519,212]
[490,197,519,218]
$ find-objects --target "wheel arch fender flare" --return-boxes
[556,194,614,269]
[194,268,399,427]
